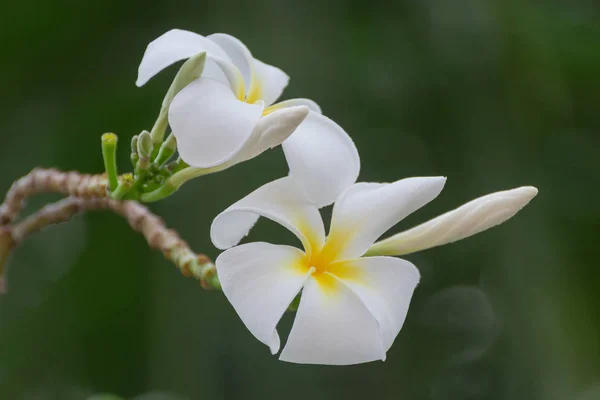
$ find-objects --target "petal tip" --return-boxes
[522,186,539,198]
[511,186,539,207]
[282,105,310,124]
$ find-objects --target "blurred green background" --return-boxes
[1,0,599,399]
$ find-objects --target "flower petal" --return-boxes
[136,29,231,87]
[233,106,309,163]
[265,98,322,115]
[368,186,538,256]
[279,274,385,365]
[327,256,420,351]
[207,33,254,95]
[282,112,360,208]
[216,242,310,354]
[170,106,309,182]
[252,59,290,106]
[169,78,264,168]
[210,177,326,255]
[321,177,447,262]
[206,34,289,106]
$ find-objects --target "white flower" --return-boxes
[210,176,538,365]
[137,29,359,207]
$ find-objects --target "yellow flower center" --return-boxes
[295,243,364,294]
[238,76,279,117]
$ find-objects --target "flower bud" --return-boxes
[137,130,153,159]
[130,135,139,155]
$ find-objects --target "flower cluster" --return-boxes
[136,29,538,365]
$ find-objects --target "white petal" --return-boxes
[207,34,289,106]
[163,106,306,182]
[216,242,310,354]
[282,112,360,208]
[368,186,539,256]
[169,78,264,168]
[322,177,446,262]
[233,106,309,163]
[207,33,254,94]
[252,59,290,106]
[279,274,385,365]
[266,98,322,114]
[327,257,420,351]
[136,29,231,87]
[210,177,326,255]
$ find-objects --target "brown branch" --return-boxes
[0,168,109,226]
[0,197,218,293]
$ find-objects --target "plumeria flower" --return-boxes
[137,29,358,207]
[210,176,538,365]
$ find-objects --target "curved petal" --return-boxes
[207,33,254,95]
[233,106,309,163]
[136,29,231,87]
[169,78,264,168]
[265,98,322,115]
[206,34,289,106]
[210,177,326,255]
[279,274,385,365]
[205,55,246,99]
[171,106,310,182]
[368,186,539,256]
[321,177,447,262]
[216,242,310,354]
[282,112,360,208]
[328,257,420,351]
[252,59,290,106]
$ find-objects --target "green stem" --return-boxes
[154,134,177,166]
[101,133,119,192]
[131,157,150,194]
[140,164,228,203]
[169,165,228,187]
[166,157,189,174]
[140,181,178,203]
[110,174,134,200]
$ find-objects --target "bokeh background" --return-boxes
[1,0,599,399]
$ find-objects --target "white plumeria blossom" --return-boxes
[137,29,359,207]
[211,176,538,365]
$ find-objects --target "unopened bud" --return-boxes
[137,130,153,159]
[130,153,139,167]
[130,135,139,155]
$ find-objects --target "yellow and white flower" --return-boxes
[211,176,538,365]
[137,29,359,206]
